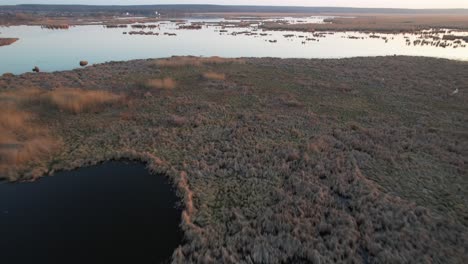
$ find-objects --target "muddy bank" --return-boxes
[0,161,182,264]
[0,56,467,263]
[0,38,19,47]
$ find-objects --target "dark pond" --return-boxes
[0,161,182,264]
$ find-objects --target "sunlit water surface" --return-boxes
[0,17,467,75]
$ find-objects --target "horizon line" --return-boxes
[1,4,467,10]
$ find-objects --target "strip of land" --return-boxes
[261,14,468,33]
[0,38,18,46]
[1,56,467,263]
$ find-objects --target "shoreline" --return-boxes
[3,55,468,77]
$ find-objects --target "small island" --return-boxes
[0,38,19,47]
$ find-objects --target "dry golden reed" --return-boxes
[0,105,62,180]
[0,107,30,131]
[202,72,226,81]
[146,78,176,90]
[43,88,121,114]
[0,87,122,178]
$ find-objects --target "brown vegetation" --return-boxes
[262,15,468,33]
[202,72,226,81]
[0,86,122,179]
[1,57,467,263]
[0,90,62,180]
[145,78,177,90]
[42,88,122,114]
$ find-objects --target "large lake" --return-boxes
[0,161,182,264]
[0,17,467,75]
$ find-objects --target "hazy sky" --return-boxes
[3,0,468,9]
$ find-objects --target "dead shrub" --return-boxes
[202,72,226,81]
[42,88,121,114]
[146,78,176,90]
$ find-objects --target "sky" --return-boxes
[3,0,468,9]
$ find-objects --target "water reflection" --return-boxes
[0,17,467,74]
[0,161,182,264]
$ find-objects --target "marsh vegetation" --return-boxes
[1,56,466,263]
[261,15,468,33]
[2,14,468,76]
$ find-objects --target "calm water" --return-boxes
[0,17,467,74]
[0,161,182,264]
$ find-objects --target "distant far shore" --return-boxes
[1,4,468,15]
[2,4,468,32]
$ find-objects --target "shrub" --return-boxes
[146,78,176,90]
